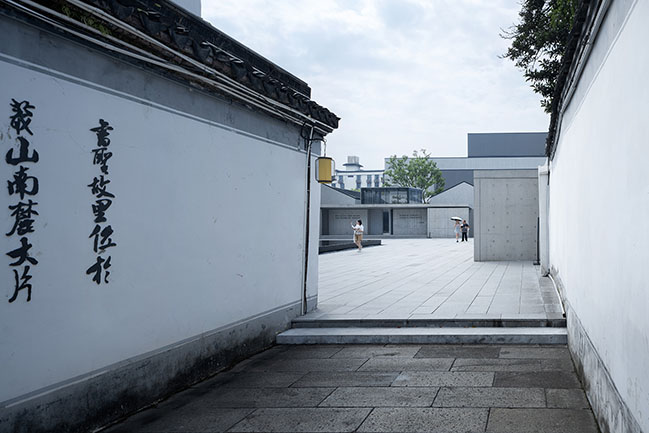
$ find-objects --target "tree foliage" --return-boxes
[502,0,579,112]
[384,149,444,202]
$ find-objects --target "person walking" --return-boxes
[351,220,364,252]
[454,220,461,242]
[461,220,470,242]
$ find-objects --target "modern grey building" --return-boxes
[383,132,547,194]
[433,132,547,190]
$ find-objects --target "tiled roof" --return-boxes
[20,0,340,132]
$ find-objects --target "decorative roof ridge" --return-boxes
[23,0,339,131]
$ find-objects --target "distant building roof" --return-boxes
[468,132,547,158]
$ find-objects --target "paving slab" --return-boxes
[357,407,489,433]
[451,357,574,372]
[291,371,399,387]
[332,345,421,358]
[248,358,367,372]
[545,388,591,408]
[494,371,582,388]
[498,346,573,359]
[206,372,306,388]
[486,408,599,432]
[358,357,453,371]
[319,387,439,407]
[228,407,371,432]
[415,345,501,359]
[393,371,494,387]
[433,387,545,408]
[203,387,335,408]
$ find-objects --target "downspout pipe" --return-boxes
[301,124,315,315]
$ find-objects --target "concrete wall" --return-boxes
[474,170,538,261]
[547,0,648,431]
[327,209,368,237]
[393,208,427,236]
[427,207,471,238]
[0,13,322,433]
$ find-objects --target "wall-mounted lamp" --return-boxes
[316,156,334,183]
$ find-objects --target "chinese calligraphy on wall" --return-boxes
[5,99,39,303]
[87,119,117,284]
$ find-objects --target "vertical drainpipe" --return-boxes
[301,124,315,315]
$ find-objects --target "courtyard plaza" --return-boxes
[103,239,599,432]
[311,239,563,322]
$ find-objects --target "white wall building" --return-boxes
[0,1,338,431]
[544,1,648,432]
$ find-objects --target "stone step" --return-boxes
[276,327,567,345]
[291,317,566,329]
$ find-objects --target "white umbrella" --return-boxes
[450,217,462,221]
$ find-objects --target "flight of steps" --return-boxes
[276,317,567,345]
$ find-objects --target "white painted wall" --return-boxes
[0,59,318,402]
[548,0,649,429]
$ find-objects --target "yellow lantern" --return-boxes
[316,156,334,183]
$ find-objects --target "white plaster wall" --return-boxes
[548,0,649,429]
[0,60,316,402]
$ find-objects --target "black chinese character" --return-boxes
[92,148,112,174]
[6,200,38,236]
[90,119,113,147]
[6,136,39,165]
[91,198,112,223]
[9,99,35,136]
[7,166,39,199]
[8,266,32,303]
[6,237,38,266]
[86,255,111,284]
[88,175,115,198]
[89,224,117,253]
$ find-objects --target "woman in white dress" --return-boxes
[351,220,364,252]
[454,220,461,242]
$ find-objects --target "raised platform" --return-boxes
[318,239,381,254]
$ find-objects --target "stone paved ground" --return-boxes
[312,239,563,321]
[104,344,599,433]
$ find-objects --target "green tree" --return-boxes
[501,0,579,112]
[384,149,445,202]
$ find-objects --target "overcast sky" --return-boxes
[202,0,550,169]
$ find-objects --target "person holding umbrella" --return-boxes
[453,220,461,242]
[451,216,462,242]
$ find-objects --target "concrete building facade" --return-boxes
[0,1,337,432]
[473,170,539,261]
[545,0,648,432]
